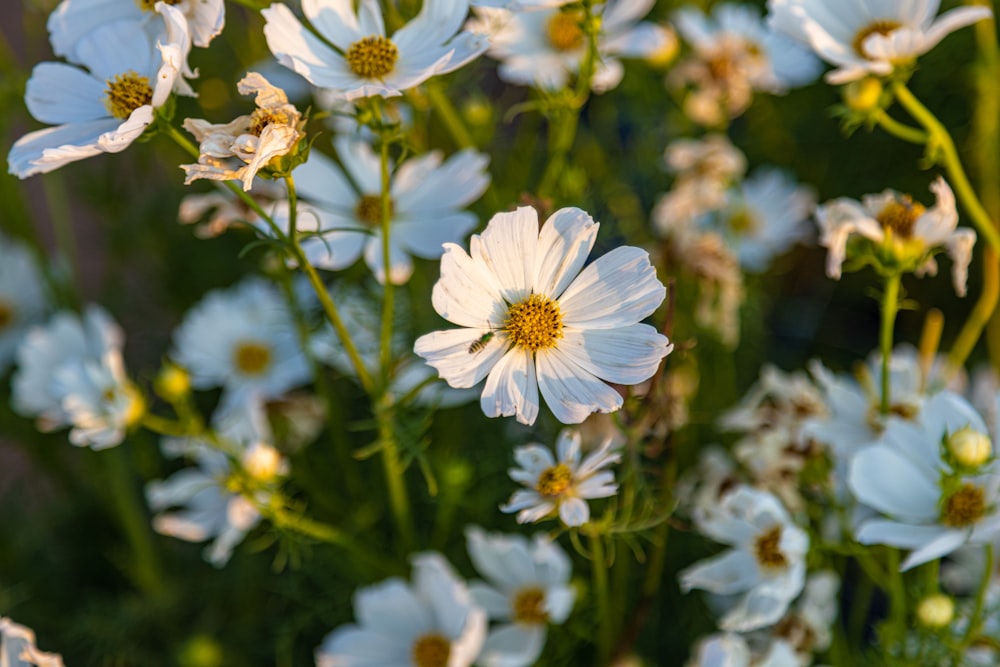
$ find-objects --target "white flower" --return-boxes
[0,618,65,667]
[48,0,223,56]
[171,278,310,410]
[686,633,799,667]
[465,526,576,667]
[767,0,992,84]
[850,391,1000,571]
[177,179,284,239]
[473,0,671,93]
[716,168,815,273]
[277,137,489,285]
[414,206,671,425]
[0,235,48,374]
[8,4,192,178]
[263,0,487,102]
[500,429,619,526]
[816,176,975,295]
[670,3,820,124]
[12,305,142,449]
[146,400,277,566]
[181,72,304,192]
[772,571,840,662]
[315,553,486,667]
[680,486,808,632]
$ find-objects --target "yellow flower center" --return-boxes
[942,483,987,527]
[512,586,549,625]
[876,196,925,239]
[346,35,399,79]
[536,463,572,497]
[354,194,393,228]
[233,341,272,376]
[411,633,451,667]
[504,293,563,352]
[135,0,180,11]
[547,11,585,52]
[852,20,902,59]
[727,208,758,234]
[0,300,13,330]
[753,525,787,570]
[104,70,154,119]
[249,107,295,137]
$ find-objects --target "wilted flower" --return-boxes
[0,618,65,667]
[415,206,671,425]
[653,134,747,227]
[816,177,975,295]
[465,526,575,667]
[767,0,992,84]
[315,553,486,667]
[501,428,620,526]
[8,5,192,178]
[181,72,305,192]
[12,306,142,449]
[263,0,487,102]
[680,485,808,632]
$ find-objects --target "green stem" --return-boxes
[874,111,929,145]
[378,133,394,386]
[960,544,993,651]
[879,273,901,415]
[590,533,611,665]
[376,396,415,553]
[885,548,908,648]
[893,83,1000,253]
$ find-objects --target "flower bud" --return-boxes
[155,362,191,402]
[843,77,883,112]
[916,594,954,628]
[242,443,286,483]
[948,426,992,468]
[645,25,679,69]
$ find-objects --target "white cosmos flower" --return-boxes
[8,4,192,178]
[767,0,992,84]
[315,553,487,667]
[48,0,223,59]
[0,235,48,374]
[686,633,799,667]
[181,72,304,192]
[171,278,310,411]
[850,390,1000,571]
[146,399,278,566]
[715,168,815,273]
[471,0,671,93]
[679,485,808,632]
[465,526,575,667]
[500,428,619,526]
[263,0,487,102]
[414,206,671,425]
[276,136,489,285]
[816,176,975,295]
[12,305,142,450]
[0,618,65,667]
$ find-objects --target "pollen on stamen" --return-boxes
[512,586,549,625]
[942,483,986,527]
[876,196,925,238]
[104,71,153,120]
[546,11,585,52]
[233,341,272,376]
[753,525,788,570]
[504,293,564,352]
[249,108,295,137]
[354,194,394,227]
[536,463,572,497]
[411,633,450,667]
[346,35,399,79]
[852,20,903,59]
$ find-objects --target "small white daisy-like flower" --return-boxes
[501,428,619,526]
[171,278,310,411]
[0,618,65,667]
[473,0,671,93]
[686,632,799,667]
[850,391,1000,571]
[48,0,223,57]
[670,3,820,125]
[263,0,488,102]
[8,4,192,178]
[277,137,489,285]
[146,400,278,566]
[181,72,304,192]
[0,235,48,374]
[715,168,816,273]
[816,176,975,295]
[415,206,671,425]
[315,552,487,667]
[465,526,575,667]
[680,485,808,632]
[653,134,747,229]
[12,305,143,450]
[771,571,840,662]
[767,0,992,84]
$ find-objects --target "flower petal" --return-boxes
[535,349,623,424]
[481,347,539,425]
[532,207,599,300]
[557,246,665,328]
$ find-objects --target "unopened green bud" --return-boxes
[843,78,883,112]
[948,426,992,468]
[917,594,954,628]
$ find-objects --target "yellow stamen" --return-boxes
[249,108,295,137]
[354,194,393,227]
[135,0,180,11]
[233,341,272,376]
[876,195,925,239]
[505,293,563,352]
[0,300,13,330]
[753,526,787,570]
[942,484,987,527]
[104,71,153,120]
[546,11,585,52]
[346,36,399,79]
[536,463,572,497]
[512,586,549,625]
[411,634,450,667]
